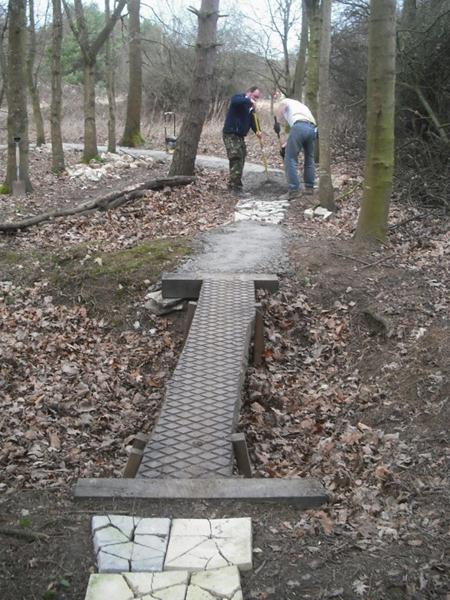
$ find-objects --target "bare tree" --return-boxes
[50,0,64,172]
[318,0,335,210]
[27,0,45,146]
[4,0,32,192]
[291,0,308,100]
[105,0,116,153]
[120,0,143,147]
[244,0,301,96]
[62,0,127,162]
[304,0,320,117]
[0,7,8,109]
[169,0,221,176]
[355,0,396,242]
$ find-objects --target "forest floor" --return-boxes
[0,134,449,600]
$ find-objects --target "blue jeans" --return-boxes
[284,121,316,191]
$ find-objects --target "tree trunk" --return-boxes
[120,0,143,147]
[83,59,98,162]
[105,0,116,153]
[62,0,127,163]
[4,0,32,192]
[50,0,65,172]
[402,0,416,27]
[355,0,396,242]
[304,0,321,118]
[0,19,7,109]
[169,0,220,176]
[291,0,308,100]
[318,0,335,210]
[27,0,45,146]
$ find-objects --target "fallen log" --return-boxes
[0,175,195,232]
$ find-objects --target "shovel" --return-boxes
[253,112,270,181]
[274,116,285,158]
[12,136,26,197]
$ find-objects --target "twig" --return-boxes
[0,526,50,541]
[330,252,371,265]
[389,214,423,230]
[335,181,363,203]
[359,254,396,270]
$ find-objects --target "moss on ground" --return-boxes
[1,238,192,324]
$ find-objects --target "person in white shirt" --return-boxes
[274,98,317,200]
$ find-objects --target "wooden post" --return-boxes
[132,432,149,451]
[253,303,264,367]
[123,433,149,478]
[185,301,197,337]
[231,432,253,478]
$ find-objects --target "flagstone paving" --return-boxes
[84,566,242,600]
[92,516,252,575]
[164,518,252,573]
[92,516,171,573]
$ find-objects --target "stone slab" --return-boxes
[92,516,171,573]
[84,571,189,600]
[161,271,279,299]
[164,518,252,572]
[74,477,328,507]
[84,567,242,600]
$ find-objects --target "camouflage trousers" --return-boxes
[223,133,247,190]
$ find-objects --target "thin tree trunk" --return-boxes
[291,0,308,100]
[120,0,143,147]
[105,0,116,153]
[4,0,32,192]
[304,0,321,118]
[355,0,396,242]
[27,0,45,146]
[169,0,220,176]
[62,0,127,163]
[83,60,98,162]
[318,0,335,210]
[50,0,65,172]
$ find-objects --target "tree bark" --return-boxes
[27,0,45,146]
[169,0,220,176]
[83,60,98,161]
[355,0,396,242]
[105,0,116,153]
[120,0,144,147]
[0,20,7,109]
[318,0,335,210]
[50,0,65,172]
[291,0,308,100]
[4,0,32,192]
[304,0,321,119]
[62,0,127,162]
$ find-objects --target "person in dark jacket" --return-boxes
[222,86,261,196]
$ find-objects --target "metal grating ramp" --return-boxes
[138,278,256,479]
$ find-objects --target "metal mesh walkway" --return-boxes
[138,278,255,479]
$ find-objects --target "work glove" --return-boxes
[273,118,281,135]
[280,145,286,159]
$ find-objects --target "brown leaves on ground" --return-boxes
[0,149,236,492]
[241,179,449,587]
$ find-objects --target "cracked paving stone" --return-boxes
[164,519,252,572]
[186,566,243,600]
[84,571,189,600]
[84,568,242,600]
[92,516,170,573]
